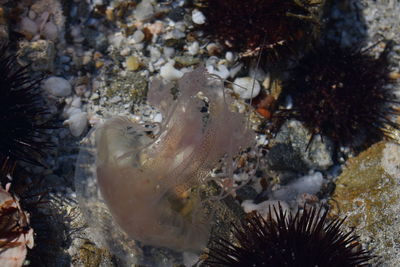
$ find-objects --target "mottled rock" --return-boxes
[330,141,400,266]
[18,40,56,72]
[105,69,148,104]
[75,240,115,267]
[274,120,334,171]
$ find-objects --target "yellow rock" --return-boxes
[330,141,400,264]
[126,56,139,71]
[95,61,104,69]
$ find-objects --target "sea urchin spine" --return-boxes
[278,41,399,149]
[205,204,373,266]
[0,44,52,176]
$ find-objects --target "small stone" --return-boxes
[206,43,222,56]
[262,74,271,89]
[160,61,183,80]
[225,51,235,62]
[232,77,261,99]
[187,41,199,55]
[109,96,122,104]
[120,47,131,56]
[18,40,55,72]
[134,0,154,21]
[95,61,104,68]
[170,29,185,39]
[42,76,72,97]
[132,30,145,43]
[163,48,174,59]
[126,56,140,71]
[274,120,334,170]
[65,112,88,137]
[105,7,114,21]
[74,85,87,96]
[168,7,185,22]
[174,56,200,67]
[192,9,206,24]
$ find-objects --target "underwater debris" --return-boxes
[205,203,373,266]
[75,66,255,256]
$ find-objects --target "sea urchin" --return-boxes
[0,44,52,175]
[196,0,320,61]
[204,204,373,266]
[279,41,399,149]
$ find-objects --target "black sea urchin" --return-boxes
[204,204,373,267]
[0,44,52,175]
[196,0,320,61]
[279,41,399,149]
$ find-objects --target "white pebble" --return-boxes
[153,113,163,123]
[65,112,88,137]
[42,77,72,97]
[192,9,206,24]
[170,29,185,39]
[132,30,145,43]
[188,41,199,55]
[225,51,235,62]
[232,77,261,99]
[160,61,183,80]
[120,47,131,56]
[206,65,230,80]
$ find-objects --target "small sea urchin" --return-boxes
[0,44,52,175]
[279,41,399,149]
[204,204,373,266]
[196,0,320,61]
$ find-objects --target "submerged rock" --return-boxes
[330,141,400,266]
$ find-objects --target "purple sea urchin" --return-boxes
[204,204,373,266]
[196,0,320,61]
[279,41,399,149]
[0,44,52,175]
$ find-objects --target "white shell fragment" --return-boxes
[42,76,72,97]
[188,41,200,55]
[160,61,183,80]
[192,9,206,25]
[233,77,261,99]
